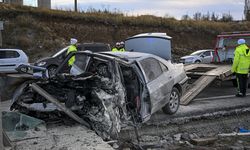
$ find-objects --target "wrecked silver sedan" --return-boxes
[10,51,188,139]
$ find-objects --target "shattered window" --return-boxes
[70,53,90,75]
[74,53,90,71]
[140,58,163,82]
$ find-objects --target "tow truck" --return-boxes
[181,31,250,105]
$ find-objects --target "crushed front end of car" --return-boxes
[10,53,134,140]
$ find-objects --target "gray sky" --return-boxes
[52,0,245,20]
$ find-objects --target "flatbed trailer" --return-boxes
[181,64,233,105]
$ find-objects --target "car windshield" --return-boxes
[190,51,205,56]
[52,47,69,58]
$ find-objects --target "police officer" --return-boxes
[119,41,126,52]
[112,42,120,52]
[231,39,250,97]
[112,42,125,52]
[67,38,78,66]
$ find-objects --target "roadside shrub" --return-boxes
[17,36,32,49]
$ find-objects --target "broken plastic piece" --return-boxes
[239,127,250,133]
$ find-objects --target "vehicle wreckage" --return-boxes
[10,51,188,140]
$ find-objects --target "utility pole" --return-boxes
[74,0,77,12]
[245,0,250,20]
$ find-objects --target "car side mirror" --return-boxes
[200,55,205,58]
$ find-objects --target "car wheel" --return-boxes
[162,87,180,115]
[48,65,58,77]
[194,60,201,63]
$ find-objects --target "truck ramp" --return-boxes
[181,64,232,105]
[180,75,216,105]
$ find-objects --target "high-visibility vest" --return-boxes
[119,48,126,52]
[112,47,118,52]
[67,45,77,66]
[112,47,125,52]
[231,44,250,74]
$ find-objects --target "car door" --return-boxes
[139,57,174,114]
[201,51,213,63]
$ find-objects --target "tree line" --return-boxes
[181,12,234,22]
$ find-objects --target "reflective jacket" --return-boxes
[67,45,77,66]
[112,47,118,52]
[112,47,125,52]
[231,44,250,74]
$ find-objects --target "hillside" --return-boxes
[1,4,250,61]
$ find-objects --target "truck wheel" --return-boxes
[162,87,180,115]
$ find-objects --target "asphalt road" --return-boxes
[196,80,249,98]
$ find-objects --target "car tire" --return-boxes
[194,60,201,63]
[162,87,180,115]
[48,65,58,77]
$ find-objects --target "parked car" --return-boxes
[11,51,188,139]
[35,43,111,76]
[180,49,214,64]
[0,49,28,73]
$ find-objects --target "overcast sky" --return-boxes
[52,0,245,20]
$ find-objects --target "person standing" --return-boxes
[119,41,126,52]
[231,39,250,97]
[112,42,120,52]
[67,38,78,66]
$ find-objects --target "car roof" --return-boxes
[194,49,214,52]
[126,33,172,40]
[100,52,157,62]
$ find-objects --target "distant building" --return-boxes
[245,0,250,20]
[2,0,51,9]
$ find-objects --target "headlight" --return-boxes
[37,61,46,66]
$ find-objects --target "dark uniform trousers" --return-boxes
[236,73,248,96]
